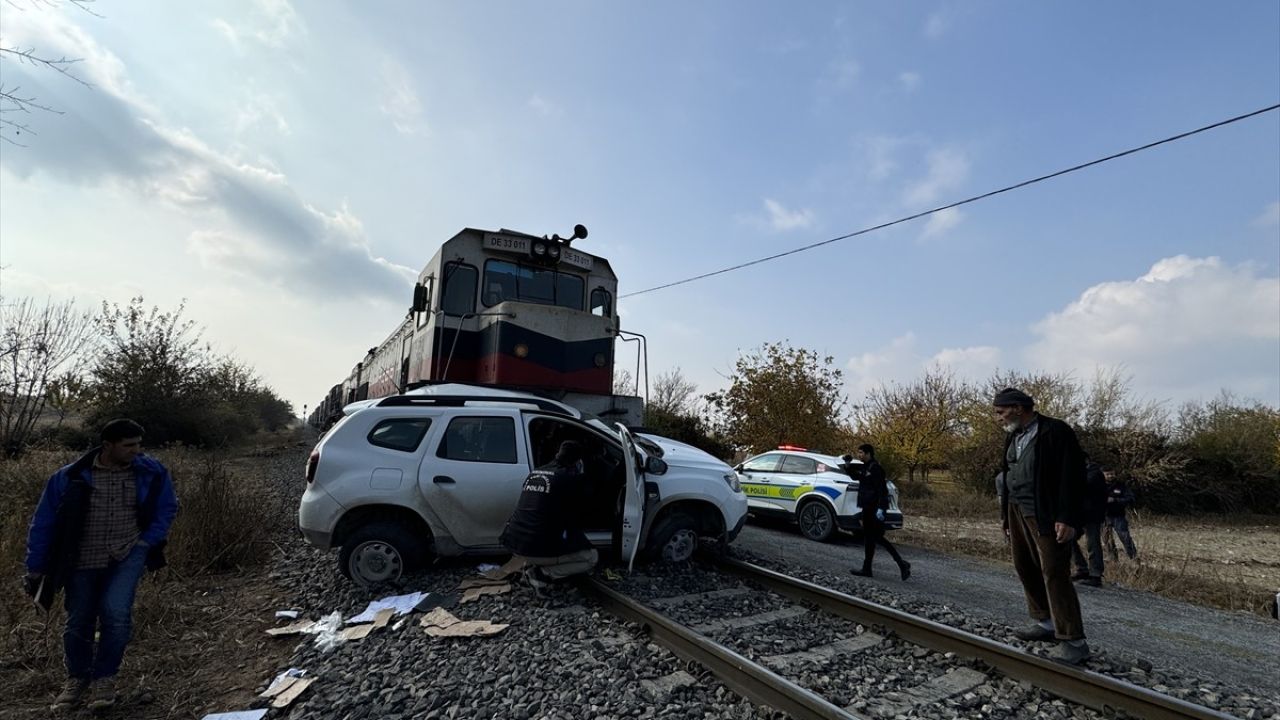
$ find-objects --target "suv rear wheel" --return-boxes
[797,499,836,542]
[338,521,426,586]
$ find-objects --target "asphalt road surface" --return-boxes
[734,520,1280,697]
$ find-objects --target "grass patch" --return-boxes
[898,482,1278,617]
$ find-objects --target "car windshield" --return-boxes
[583,414,664,458]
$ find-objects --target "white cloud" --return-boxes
[827,59,861,89]
[1027,256,1280,404]
[527,94,562,118]
[898,71,921,92]
[924,12,948,38]
[921,207,963,238]
[235,93,291,136]
[379,58,425,135]
[931,345,1001,380]
[763,198,815,231]
[212,0,303,50]
[0,10,413,302]
[903,148,969,207]
[1254,200,1280,227]
[862,135,909,181]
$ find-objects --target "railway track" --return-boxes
[582,556,1236,720]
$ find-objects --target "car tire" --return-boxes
[645,511,700,564]
[797,499,837,542]
[338,521,426,587]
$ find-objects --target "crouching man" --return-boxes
[24,419,179,712]
[500,440,598,590]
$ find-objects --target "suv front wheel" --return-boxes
[338,521,425,586]
[646,511,700,563]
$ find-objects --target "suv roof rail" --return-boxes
[376,394,574,416]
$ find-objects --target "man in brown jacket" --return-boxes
[994,388,1090,665]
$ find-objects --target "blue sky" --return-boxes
[2,1,1277,415]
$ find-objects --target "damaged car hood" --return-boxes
[638,434,733,473]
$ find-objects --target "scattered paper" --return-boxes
[266,620,315,636]
[275,610,300,619]
[305,611,346,652]
[460,583,512,604]
[264,668,307,696]
[345,592,427,624]
[476,563,500,572]
[271,677,315,708]
[372,608,395,628]
[201,712,268,720]
[419,607,461,628]
[480,556,526,580]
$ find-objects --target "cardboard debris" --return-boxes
[480,556,526,580]
[345,592,427,624]
[372,608,395,628]
[263,668,307,695]
[418,607,461,629]
[425,620,509,638]
[460,583,512,604]
[274,610,300,619]
[266,620,315,636]
[418,607,508,637]
[339,624,374,641]
[271,677,315,708]
[458,577,512,590]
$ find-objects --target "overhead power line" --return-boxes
[620,102,1280,299]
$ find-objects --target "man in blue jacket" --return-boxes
[23,419,180,712]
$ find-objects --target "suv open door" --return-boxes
[616,424,647,571]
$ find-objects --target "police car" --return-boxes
[734,446,904,542]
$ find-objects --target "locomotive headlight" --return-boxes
[593,352,607,368]
[514,343,530,358]
[533,242,547,256]
[548,245,561,259]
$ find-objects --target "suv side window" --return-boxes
[437,416,517,463]
[779,455,817,475]
[367,418,432,452]
[742,453,783,472]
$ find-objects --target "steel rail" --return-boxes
[580,577,867,720]
[713,556,1235,720]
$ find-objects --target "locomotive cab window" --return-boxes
[441,262,477,316]
[590,287,612,317]
[483,260,584,310]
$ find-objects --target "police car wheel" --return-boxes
[797,500,836,542]
[339,522,422,586]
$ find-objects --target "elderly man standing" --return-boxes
[24,419,180,712]
[993,388,1091,665]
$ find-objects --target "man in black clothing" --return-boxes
[1103,470,1139,561]
[995,387,1090,665]
[846,444,910,581]
[1070,460,1108,586]
[500,440,598,589]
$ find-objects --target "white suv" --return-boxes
[735,447,904,542]
[299,384,748,585]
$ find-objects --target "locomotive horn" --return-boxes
[554,224,589,246]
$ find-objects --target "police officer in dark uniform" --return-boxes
[846,443,911,581]
[500,440,598,589]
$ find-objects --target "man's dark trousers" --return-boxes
[64,543,149,680]
[1071,522,1105,578]
[859,508,905,572]
[1007,504,1085,640]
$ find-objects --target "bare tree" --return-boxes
[649,368,697,417]
[0,0,99,145]
[612,368,635,396]
[0,296,96,453]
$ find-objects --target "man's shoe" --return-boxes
[1013,624,1055,642]
[522,566,552,592]
[1049,640,1091,665]
[899,562,911,581]
[849,568,873,578]
[1080,576,1102,587]
[51,678,89,712]
[86,676,117,711]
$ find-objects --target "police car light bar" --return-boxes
[778,444,808,451]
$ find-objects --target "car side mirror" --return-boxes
[645,456,668,475]
[733,463,743,473]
